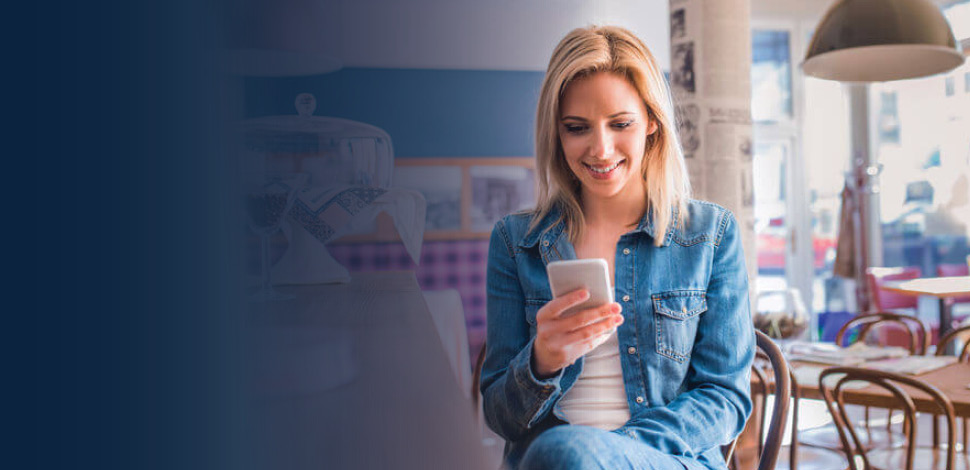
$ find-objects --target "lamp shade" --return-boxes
[803,0,965,82]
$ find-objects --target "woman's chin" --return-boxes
[581,183,626,200]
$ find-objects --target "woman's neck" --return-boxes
[580,185,647,229]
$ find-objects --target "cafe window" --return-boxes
[752,30,793,123]
[877,91,901,144]
[869,51,970,280]
[751,28,798,301]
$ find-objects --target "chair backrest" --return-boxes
[936,324,970,362]
[835,311,930,355]
[937,263,969,277]
[866,266,922,311]
[819,367,959,470]
[724,331,792,470]
[472,341,487,413]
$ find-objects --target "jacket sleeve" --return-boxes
[479,218,565,441]
[626,210,755,458]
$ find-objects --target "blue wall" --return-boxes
[245,68,546,157]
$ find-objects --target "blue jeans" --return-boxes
[517,425,695,470]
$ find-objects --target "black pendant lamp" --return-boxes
[803,0,965,82]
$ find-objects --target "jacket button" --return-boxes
[542,240,550,247]
[622,295,631,302]
[622,248,631,255]
[627,346,636,354]
[636,396,645,404]
[682,306,688,314]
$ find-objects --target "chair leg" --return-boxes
[757,392,766,459]
[790,393,799,470]
[963,418,970,454]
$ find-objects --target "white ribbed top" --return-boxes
[558,332,631,430]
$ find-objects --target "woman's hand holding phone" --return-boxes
[531,288,624,379]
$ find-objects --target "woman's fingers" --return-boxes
[562,314,624,347]
[533,291,624,374]
[536,288,589,321]
[563,302,621,332]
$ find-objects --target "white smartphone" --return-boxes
[546,258,614,318]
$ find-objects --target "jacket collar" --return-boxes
[633,204,679,246]
[518,202,676,248]
[518,207,566,249]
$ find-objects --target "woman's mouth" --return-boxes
[583,160,625,179]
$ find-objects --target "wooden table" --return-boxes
[790,361,970,418]
[245,271,491,470]
[882,276,970,353]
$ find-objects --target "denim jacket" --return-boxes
[481,200,754,470]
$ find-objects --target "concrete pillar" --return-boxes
[669,0,756,283]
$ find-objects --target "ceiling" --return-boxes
[752,0,834,20]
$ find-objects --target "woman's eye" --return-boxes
[612,120,634,129]
[564,125,587,134]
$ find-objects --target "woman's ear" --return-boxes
[647,119,659,135]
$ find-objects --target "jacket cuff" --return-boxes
[509,336,564,427]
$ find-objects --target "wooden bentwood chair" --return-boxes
[820,367,967,470]
[799,312,930,453]
[934,325,970,454]
[474,332,792,470]
[936,324,970,364]
[471,341,486,414]
[728,331,847,470]
[723,331,792,470]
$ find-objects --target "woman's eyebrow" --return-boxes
[560,111,635,121]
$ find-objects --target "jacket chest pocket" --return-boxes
[652,290,707,362]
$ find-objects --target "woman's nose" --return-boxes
[588,126,615,158]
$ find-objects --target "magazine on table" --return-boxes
[786,341,911,366]
[862,355,958,375]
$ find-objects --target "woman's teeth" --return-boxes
[587,161,622,173]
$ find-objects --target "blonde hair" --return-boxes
[531,25,690,246]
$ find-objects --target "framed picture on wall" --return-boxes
[393,165,463,231]
[390,157,537,240]
[469,164,536,232]
[334,157,537,242]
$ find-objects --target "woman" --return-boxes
[481,26,754,470]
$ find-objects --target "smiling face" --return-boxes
[558,72,658,205]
